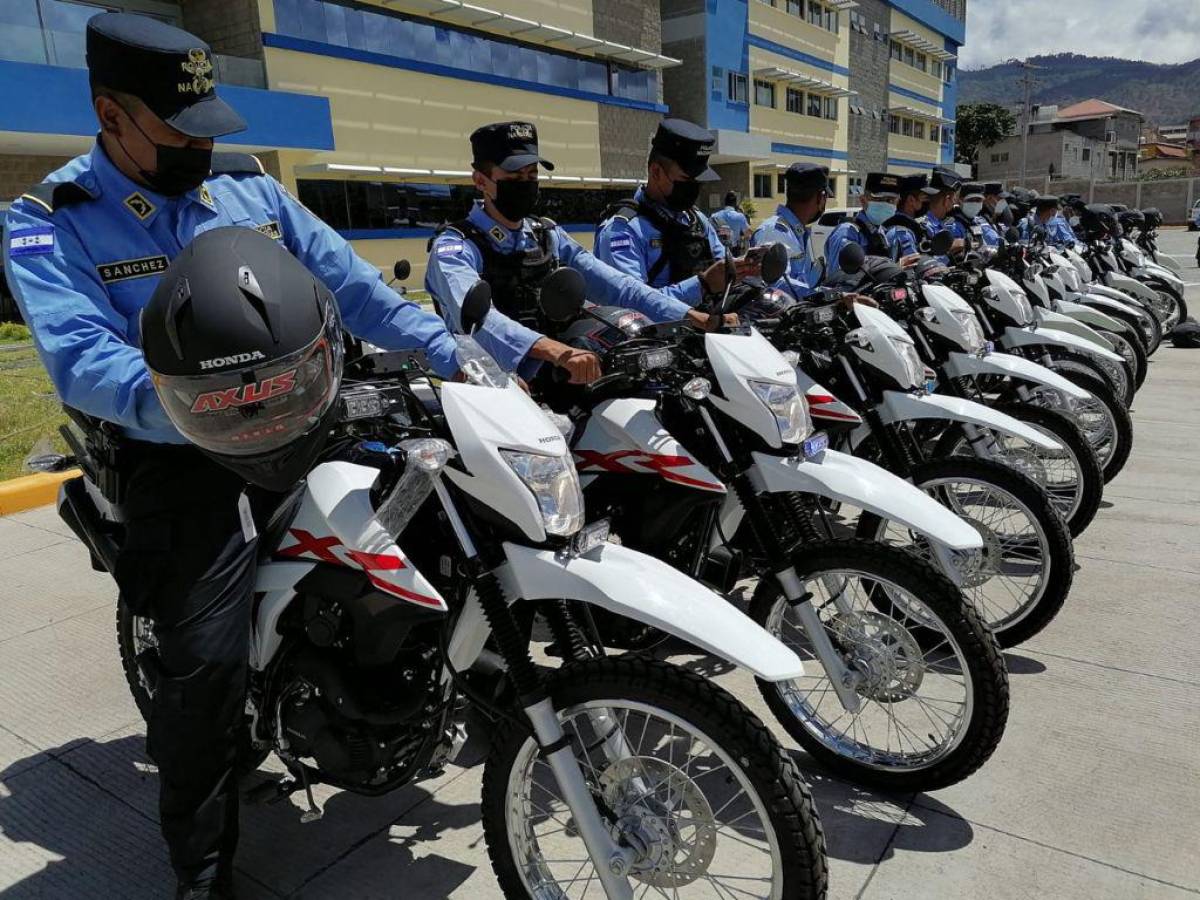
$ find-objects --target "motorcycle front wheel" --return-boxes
[748,540,1009,792]
[482,656,828,899]
[857,457,1075,648]
[1097,328,1147,392]
[1026,372,1133,482]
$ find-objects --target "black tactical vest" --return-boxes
[603,198,715,286]
[436,217,559,332]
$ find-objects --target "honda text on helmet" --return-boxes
[140,226,345,492]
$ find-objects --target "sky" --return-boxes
[961,2,1200,69]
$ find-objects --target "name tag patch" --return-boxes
[97,255,170,284]
[9,227,55,258]
[255,220,282,241]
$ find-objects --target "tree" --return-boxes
[955,102,1017,172]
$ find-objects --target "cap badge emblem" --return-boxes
[508,123,534,140]
[179,48,214,96]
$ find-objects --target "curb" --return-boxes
[0,470,80,517]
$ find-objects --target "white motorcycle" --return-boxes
[57,286,829,900]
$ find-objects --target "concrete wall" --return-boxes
[848,0,891,178]
[593,0,664,176]
[660,33,708,125]
[0,155,73,202]
[181,0,264,60]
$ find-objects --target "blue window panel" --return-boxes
[343,6,366,52]
[322,3,348,47]
[297,0,326,42]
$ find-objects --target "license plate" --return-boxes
[802,432,829,459]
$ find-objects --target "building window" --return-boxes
[888,114,901,135]
[931,60,942,80]
[711,65,724,94]
[915,51,926,72]
[824,96,838,120]
[753,173,774,199]
[808,93,823,117]
[807,1,822,25]
[903,46,915,67]
[786,87,804,113]
[930,125,940,143]
[786,0,802,15]
[728,71,749,104]
[890,40,903,61]
[777,173,788,194]
[944,64,954,83]
[914,120,925,139]
[1082,148,1091,162]
[754,79,776,108]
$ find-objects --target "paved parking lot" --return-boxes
[0,236,1198,899]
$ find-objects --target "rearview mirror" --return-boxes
[461,281,492,335]
[838,242,866,275]
[538,267,587,323]
[930,230,954,255]
[760,242,789,284]
[393,260,411,282]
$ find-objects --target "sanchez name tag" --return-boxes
[97,255,170,284]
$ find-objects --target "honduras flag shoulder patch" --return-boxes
[9,226,55,258]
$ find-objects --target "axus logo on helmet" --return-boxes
[190,369,297,413]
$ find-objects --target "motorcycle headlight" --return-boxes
[500,450,585,537]
[889,337,926,388]
[748,380,811,445]
[951,309,986,353]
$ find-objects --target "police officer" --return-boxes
[884,174,934,260]
[425,121,718,385]
[959,183,1001,248]
[3,14,462,899]
[983,182,1013,229]
[711,191,751,255]
[748,163,829,300]
[595,119,758,303]
[1019,195,1078,247]
[824,172,900,280]
[920,166,968,256]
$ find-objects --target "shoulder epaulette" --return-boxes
[209,152,266,176]
[18,180,97,215]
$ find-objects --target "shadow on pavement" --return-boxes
[0,734,482,899]
[1002,652,1048,675]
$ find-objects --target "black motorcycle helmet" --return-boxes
[141,226,345,492]
[1117,209,1144,233]
[1142,208,1162,230]
[1171,318,1200,348]
[1079,204,1116,239]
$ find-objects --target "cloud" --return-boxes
[961,2,1200,69]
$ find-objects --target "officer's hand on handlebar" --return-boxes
[899,254,922,269]
[841,293,877,310]
[532,337,603,384]
[687,309,738,331]
[950,238,966,256]
[732,254,762,280]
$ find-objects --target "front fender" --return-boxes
[749,449,983,551]
[1104,272,1159,303]
[1035,310,1116,350]
[498,541,804,681]
[878,391,1061,451]
[945,350,1091,400]
[1003,325,1125,363]
[1054,299,1126,333]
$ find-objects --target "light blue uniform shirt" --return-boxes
[825,212,894,281]
[425,201,691,380]
[886,215,925,258]
[711,205,751,252]
[750,204,819,300]
[594,186,726,306]
[1018,213,1078,247]
[973,216,1001,248]
[3,144,460,446]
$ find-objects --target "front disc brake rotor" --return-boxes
[957,514,1002,588]
[831,611,926,703]
[601,757,717,887]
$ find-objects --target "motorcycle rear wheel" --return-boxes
[481,656,828,899]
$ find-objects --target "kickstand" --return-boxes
[296,766,323,824]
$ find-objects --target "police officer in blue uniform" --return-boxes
[748,162,830,300]
[920,166,968,249]
[595,119,757,303]
[959,182,1001,248]
[824,172,900,280]
[983,182,1013,230]
[3,14,463,899]
[711,191,751,255]
[1019,195,1078,246]
[425,122,717,386]
[884,174,934,260]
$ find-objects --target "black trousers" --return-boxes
[115,446,258,885]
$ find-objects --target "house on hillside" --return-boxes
[977,98,1143,183]
[1139,142,1193,176]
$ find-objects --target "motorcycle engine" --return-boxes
[279,643,445,786]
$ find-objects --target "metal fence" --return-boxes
[1005,175,1199,224]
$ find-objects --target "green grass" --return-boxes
[0,323,32,342]
[0,342,68,480]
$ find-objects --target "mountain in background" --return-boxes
[958,54,1200,125]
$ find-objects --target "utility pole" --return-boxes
[1009,58,1042,188]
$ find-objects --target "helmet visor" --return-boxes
[153,308,342,457]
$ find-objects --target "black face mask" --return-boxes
[492,178,540,221]
[115,111,212,196]
[664,178,702,212]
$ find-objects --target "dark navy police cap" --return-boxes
[897,174,928,196]
[471,121,555,172]
[960,182,985,198]
[783,163,830,192]
[864,172,902,196]
[1034,194,1061,209]
[86,13,246,139]
[984,182,1004,195]
[925,166,963,195]
[651,119,719,182]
